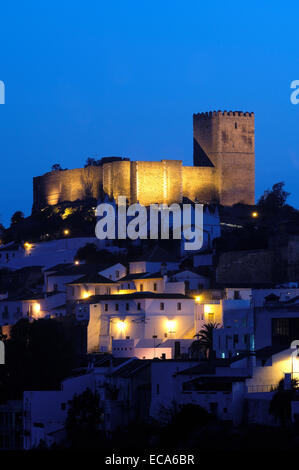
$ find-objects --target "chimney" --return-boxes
[161,262,167,276]
[248,351,256,376]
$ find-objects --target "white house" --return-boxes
[23,371,95,449]
[0,238,108,270]
[0,291,66,326]
[85,292,196,353]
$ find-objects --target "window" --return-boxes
[95,287,101,295]
[208,313,214,322]
[234,290,240,300]
[127,283,130,289]
[233,334,238,347]
[107,287,111,294]
[115,303,119,311]
[160,302,164,311]
[235,122,238,129]
[116,270,120,278]
[126,303,129,311]
[156,384,160,395]
[3,306,8,319]
[104,304,108,312]
[137,302,141,311]
[140,284,143,292]
[153,283,157,292]
[177,302,181,311]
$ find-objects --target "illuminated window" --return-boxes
[208,312,214,322]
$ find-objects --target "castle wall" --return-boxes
[182,166,218,203]
[33,166,102,209]
[103,160,131,202]
[33,110,255,210]
[130,160,183,206]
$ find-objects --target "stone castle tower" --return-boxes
[32,111,255,210]
[193,111,255,205]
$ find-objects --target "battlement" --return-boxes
[194,110,254,118]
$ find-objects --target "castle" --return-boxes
[32,111,255,210]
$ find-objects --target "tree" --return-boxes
[75,243,98,262]
[257,182,290,212]
[269,377,298,426]
[11,211,24,225]
[194,322,220,360]
[84,157,99,167]
[51,163,63,171]
[189,340,204,360]
[65,389,103,448]
[2,317,77,398]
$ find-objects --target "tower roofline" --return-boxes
[193,110,254,118]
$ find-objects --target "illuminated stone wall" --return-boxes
[182,166,218,202]
[103,160,131,202]
[33,166,102,209]
[130,160,183,205]
[33,111,255,209]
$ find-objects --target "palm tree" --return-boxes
[195,322,220,360]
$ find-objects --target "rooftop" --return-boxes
[80,292,192,302]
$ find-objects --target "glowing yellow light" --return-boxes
[82,291,90,299]
[204,304,212,314]
[61,207,74,220]
[117,320,126,331]
[63,229,70,236]
[251,211,258,218]
[195,296,202,303]
[74,260,79,265]
[24,242,32,250]
[33,303,40,313]
[166,320,176,333]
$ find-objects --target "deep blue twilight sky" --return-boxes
[0,0,298,226]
